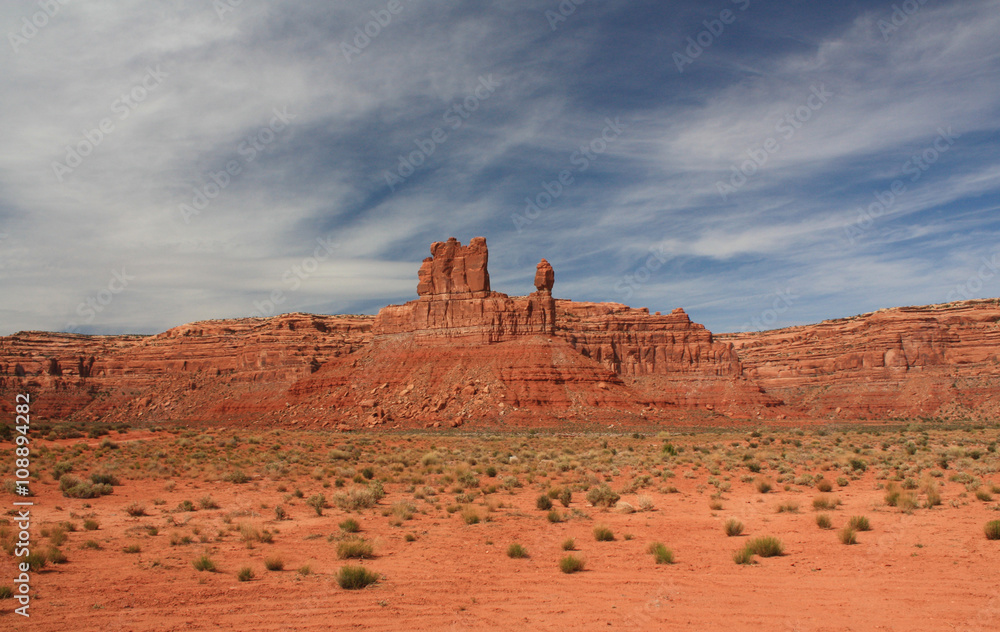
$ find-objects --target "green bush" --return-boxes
[838,527,857,545]
[306,494,326,516]
[337,565,380,589]
[192,554,216,572]
[985,520,1000,540]
[264,557,284,571]
[237,566,254,582]
[816,514,832,529]
[848,516,871,532]
[507,543,529,558]
[559,555,585,574]
[647,542,674,564]
[536,495,553,511]
[745,536,783,558]
[724,518,744,537]
[733,547,754,565]
[586,484,620,508]
[593,525,615,541]
[561,538,575,551]
[339,518,361,533]
[337,537,374,560]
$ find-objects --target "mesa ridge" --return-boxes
[2,237,999,428]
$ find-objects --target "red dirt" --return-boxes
[4,431,999,631]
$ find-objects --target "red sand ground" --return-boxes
[3,430,1000,631]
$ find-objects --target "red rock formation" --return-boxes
[375,237,554,343]
[4,237,1000,427]
[719,299,1000,420]
[417,236,490,297]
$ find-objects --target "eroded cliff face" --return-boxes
[4,238,999,428]
[719,300,1000,420]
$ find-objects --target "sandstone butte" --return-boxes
[2,236,999,429]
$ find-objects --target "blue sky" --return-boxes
[2,0,999,335]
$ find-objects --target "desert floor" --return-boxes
[2,423,1000,631]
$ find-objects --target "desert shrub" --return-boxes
[547,510,563,523]
[0,586,13,599]
[733,547,754,565]
[89,472,119,486]
[224,470,249,484]
[507,543,529,559]
[274,505,287,521]
[616,501,636,514]
[777,501,799,513]
[816,479,833,492]
[755,479,772,494]
[745,536,783,557]
[264,556,284,571]
[637,495,654,512]
[83,519,99,531]
[708,500,723,511]
[838,527,857,545]
[125,502,146,517]
[237,566,254,582]
[848,516,871,531]
[836,476,849,487]
[593,525,615,541]
[298,564,312,575]
[975,489,993,502]
[536,495,553,511]
[82,540,101,550]
[192,554,216,572]
[898,493,918,513]
[561,538,575,551]
[559,488,572,507]
[586,484,620,508]
[985,520,1000,540]
[724,518,744,537]
[816,514,832,529]
[46,547,68,564]
[559,555,585,574]
[123,543,142,554]
[404,533,416,542]
[176,500,196,512]
[391,501,416,520]
[461,507,481,525]
[884,484,901,507]
[647,542,674,564]
[337,537,374,560]
[337,565,380,589]
[812,495,839,511]
[924,482,942,508]
[24,550,46,571]
[59,474,112,499]
[306,494,326,516]
[199,495,220,510]
[339,518,361,533]
[849,458,867,472]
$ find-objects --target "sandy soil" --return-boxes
[2,429,1000,631]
